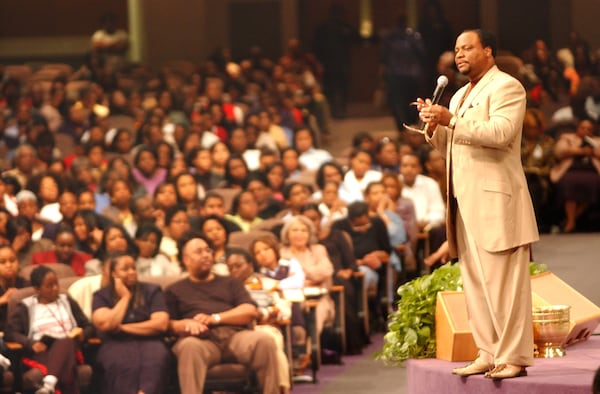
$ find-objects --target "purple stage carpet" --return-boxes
[408,335,600,394]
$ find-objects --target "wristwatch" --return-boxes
[211,313,222,324]
[448,115,458,130]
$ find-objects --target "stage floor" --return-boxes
[408,335,600,394]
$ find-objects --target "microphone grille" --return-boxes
[437,75,449,87]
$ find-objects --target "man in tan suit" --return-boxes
[416,29,539,379]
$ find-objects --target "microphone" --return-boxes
[431,75,449,104]
[404,75,449,134]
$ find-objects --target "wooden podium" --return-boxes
[435,272,600,361]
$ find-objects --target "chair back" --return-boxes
[228,231,278,253]
[19,263,77,282]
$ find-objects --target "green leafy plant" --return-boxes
[377,261,548,364]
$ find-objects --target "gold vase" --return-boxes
[532,305,571,358]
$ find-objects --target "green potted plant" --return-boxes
[378,262,547,364]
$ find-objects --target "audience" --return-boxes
[0,25,599,391]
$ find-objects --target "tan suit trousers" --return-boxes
[172,329,280,394]
[456,207,534,366]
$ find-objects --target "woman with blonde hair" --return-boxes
[279,215,335,336]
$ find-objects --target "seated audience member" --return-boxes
[6,215,54,269]
[294,126,333,171]
[381,173,419,252]
[342,149,382,203]
[280,216,335,337]
[41,190,79,241]
[209,141,230,189]
[373,137,400,173]
[152,181,178,229]
[31,225,92,276]
[15,190,45,241]
[300,204,369,354]
[7,265,94,394]
[226,248,292,394]
[250,235,306,290]
[165,233,280,394]
[159,205,191,265]
[280,147,303,179]
[520,108,555,232]
[72,209,106,256]
[364,181,407,276]
[225,190,263,233]
[199,215,231,275]
[313,161,354,204]
[131,145,167,196]
[174,172,205,218]
[92,253,171,394]
[265,162,287,202]
[399,153,445,232]
[0,245,27,331]
[221,154,250,190]
[277,182,311,222]
[245,173,284,219]
[423,147,448,201]
[317,180,348,226]
[134,223,179,277]
[85,223,136,276]
[100,178,135,235]
[199,192,243,233]
[399,152,446,266]
[550,117,600,233]
[331,201,391,314]
[28,173,63,224]
[186,146,213,192]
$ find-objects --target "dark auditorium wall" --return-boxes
[0,0,127,37]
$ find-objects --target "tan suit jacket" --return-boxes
[428,65,539,257]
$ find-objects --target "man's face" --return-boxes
[400,155,421,186]
[55,232,76,263]
[455,31,491,79]
[183,238,214,280]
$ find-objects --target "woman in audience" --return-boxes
[85,223,135,275]
[186,146,212,191]
[342,149,382,203]
[7,265,93,394]
[31,225,92,276]
[225,248,291,394]
[152,181,178,230]
[314,161,353,204]
[131,145,167,196]
[199,215,230,275]
[209,141,230,188]
[245,172,284,219]
[174,172,204,218]
[225,190,263,233]
[28,173,63,224]
[521,108,556,232]
[317,180,348,226]
[550,117,600,232]
[100,178,135,235]
[92,253,171,394]
[250,235,305,290]
[72,209,105,256]
[294,126,332,172]
[265,161,287,201]
[300,204,369,354]
[0,245,27,332]
[280,215,335,336]
[221,153,250,189]
[159,205,191,265]
[373,137,400,173]
[280,147,303,179]
[134,223,179,277]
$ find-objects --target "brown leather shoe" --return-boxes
[452,360,494,376]
[484,364,527,379]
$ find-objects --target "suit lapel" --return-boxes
[457,65,500,118]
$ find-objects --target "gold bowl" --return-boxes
[532,305,571,358]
